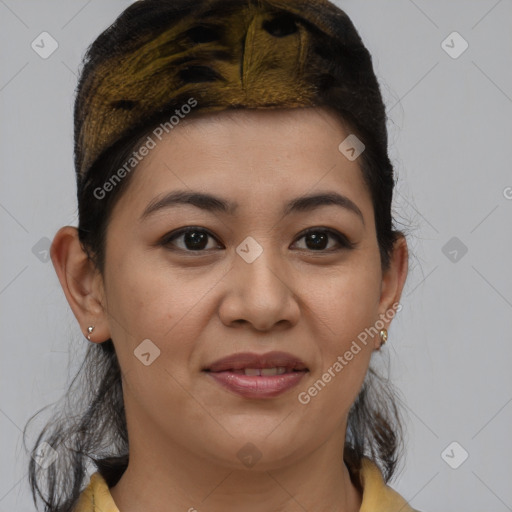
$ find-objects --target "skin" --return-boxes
[51,107,408,512]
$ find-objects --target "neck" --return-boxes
[109,422,362,512]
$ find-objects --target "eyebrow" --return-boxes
[139,189,365,224]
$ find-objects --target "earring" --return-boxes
[86,326,95,340]
[379,328,388,349]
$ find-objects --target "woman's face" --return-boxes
[86,107,407,469]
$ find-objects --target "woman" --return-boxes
[25,0,418,510]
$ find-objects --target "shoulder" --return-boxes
[357,457,423,512]
[73,472,120,512]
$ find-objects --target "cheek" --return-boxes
[104,252,218,367]
[103,256,210,415]
[300,255,381,403]
[309,253,382,342]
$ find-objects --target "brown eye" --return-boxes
[293,228,354,252]
[161,227,221,252]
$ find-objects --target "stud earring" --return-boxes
[379,328,388,349]
[86,326,95,340]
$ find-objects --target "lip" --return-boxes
[203,351,308,373]
[202,351,309,399]
[205,370,308,399]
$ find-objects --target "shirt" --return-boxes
[73,457,420,512]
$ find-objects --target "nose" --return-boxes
[218,248,300,332]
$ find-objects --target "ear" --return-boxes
[375,234,409,348]
[50,226,110,343]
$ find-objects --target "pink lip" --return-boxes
[205,370,308,399]
[204,351,308,373]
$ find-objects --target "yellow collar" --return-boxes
[357,457,418,511]
[74,457,417,511]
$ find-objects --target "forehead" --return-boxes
[111,107,372,220]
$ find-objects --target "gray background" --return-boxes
[1,1,511,511]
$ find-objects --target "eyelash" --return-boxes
[160,226,355,253]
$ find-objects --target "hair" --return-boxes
[24,1,409,510]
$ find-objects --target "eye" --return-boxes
[160,226,354,253]
[161,227,221,252]
[292,228,354,252]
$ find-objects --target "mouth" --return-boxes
[204,367,307,376]
[203,351,308,374]
[203,369,308,398]
[202,351,309,398]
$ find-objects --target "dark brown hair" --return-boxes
[24,1,408,510]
